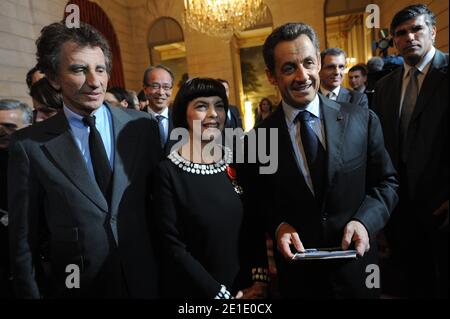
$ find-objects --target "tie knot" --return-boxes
[82,115,96,128]
[410,67,420,78]
[156,114,164,122]
[296,111,312,123]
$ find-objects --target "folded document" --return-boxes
[292,248,358,261]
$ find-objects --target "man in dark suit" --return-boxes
[217,79,243,129]
[348,64,368,94]
[142,65,174,154]
[0,99,32,298]
[244,22,398,298]
[319,48,369,108]
[373,4,448,298]
[8,22,161,298]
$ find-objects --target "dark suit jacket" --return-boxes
[244,95,398,298]
[336,87,369,108]
[225,105,243,129]
[372,50,448,250]
[8,104,162,298]
[146,107,174,156]
[0,149,12,298]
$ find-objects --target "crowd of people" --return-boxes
[0,4,447,299]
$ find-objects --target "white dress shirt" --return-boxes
[320,85,341,101]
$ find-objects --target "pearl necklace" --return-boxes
[168,147,233,175]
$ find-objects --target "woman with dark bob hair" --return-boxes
[153,78,268,299]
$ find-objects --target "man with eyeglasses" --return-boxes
[142,65,174,151]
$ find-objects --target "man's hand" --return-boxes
[235,282,268,299]
[432,200,449,230]
[341,220,370,257]
[276,223,305,259]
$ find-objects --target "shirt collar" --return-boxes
[403,46,436,78]
[147,106,169,119]
[63,103,106,128]
[282,94,320,125]
[357,85,366,93]
[320,85,340,98]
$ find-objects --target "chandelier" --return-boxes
[183,0,267,39]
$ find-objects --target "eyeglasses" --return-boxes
[147,83,173,91]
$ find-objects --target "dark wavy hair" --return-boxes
[263,22,320,74]
[29,77,63,110]
[390,4,436,36]
[26,65,42,90]
[137,89,148,102]
[107,87,137,109]
[36,21,112,80]
[348,64,368,76]
[172,78,228,130]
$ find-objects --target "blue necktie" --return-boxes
[296,111,327,202]
[156,115,167,147]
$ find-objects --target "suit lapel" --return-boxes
[337,88,351,103]
[386,68,403,148]
[108,106,140,215]
[411,50,448,124]
[268,106,300,174]
[43,112,108,212]
[168,108,173,133]
[320,96,348,190]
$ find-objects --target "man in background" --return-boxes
[26,66,46,122]
[0,99,32,298]
[26,66,45,92]
[143,65,174,151]
[348,64,368,94]
[373,4,448,298]
[217,78,243,129]
[319,48,369,108]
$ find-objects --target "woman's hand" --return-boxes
[235,282,268,299]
